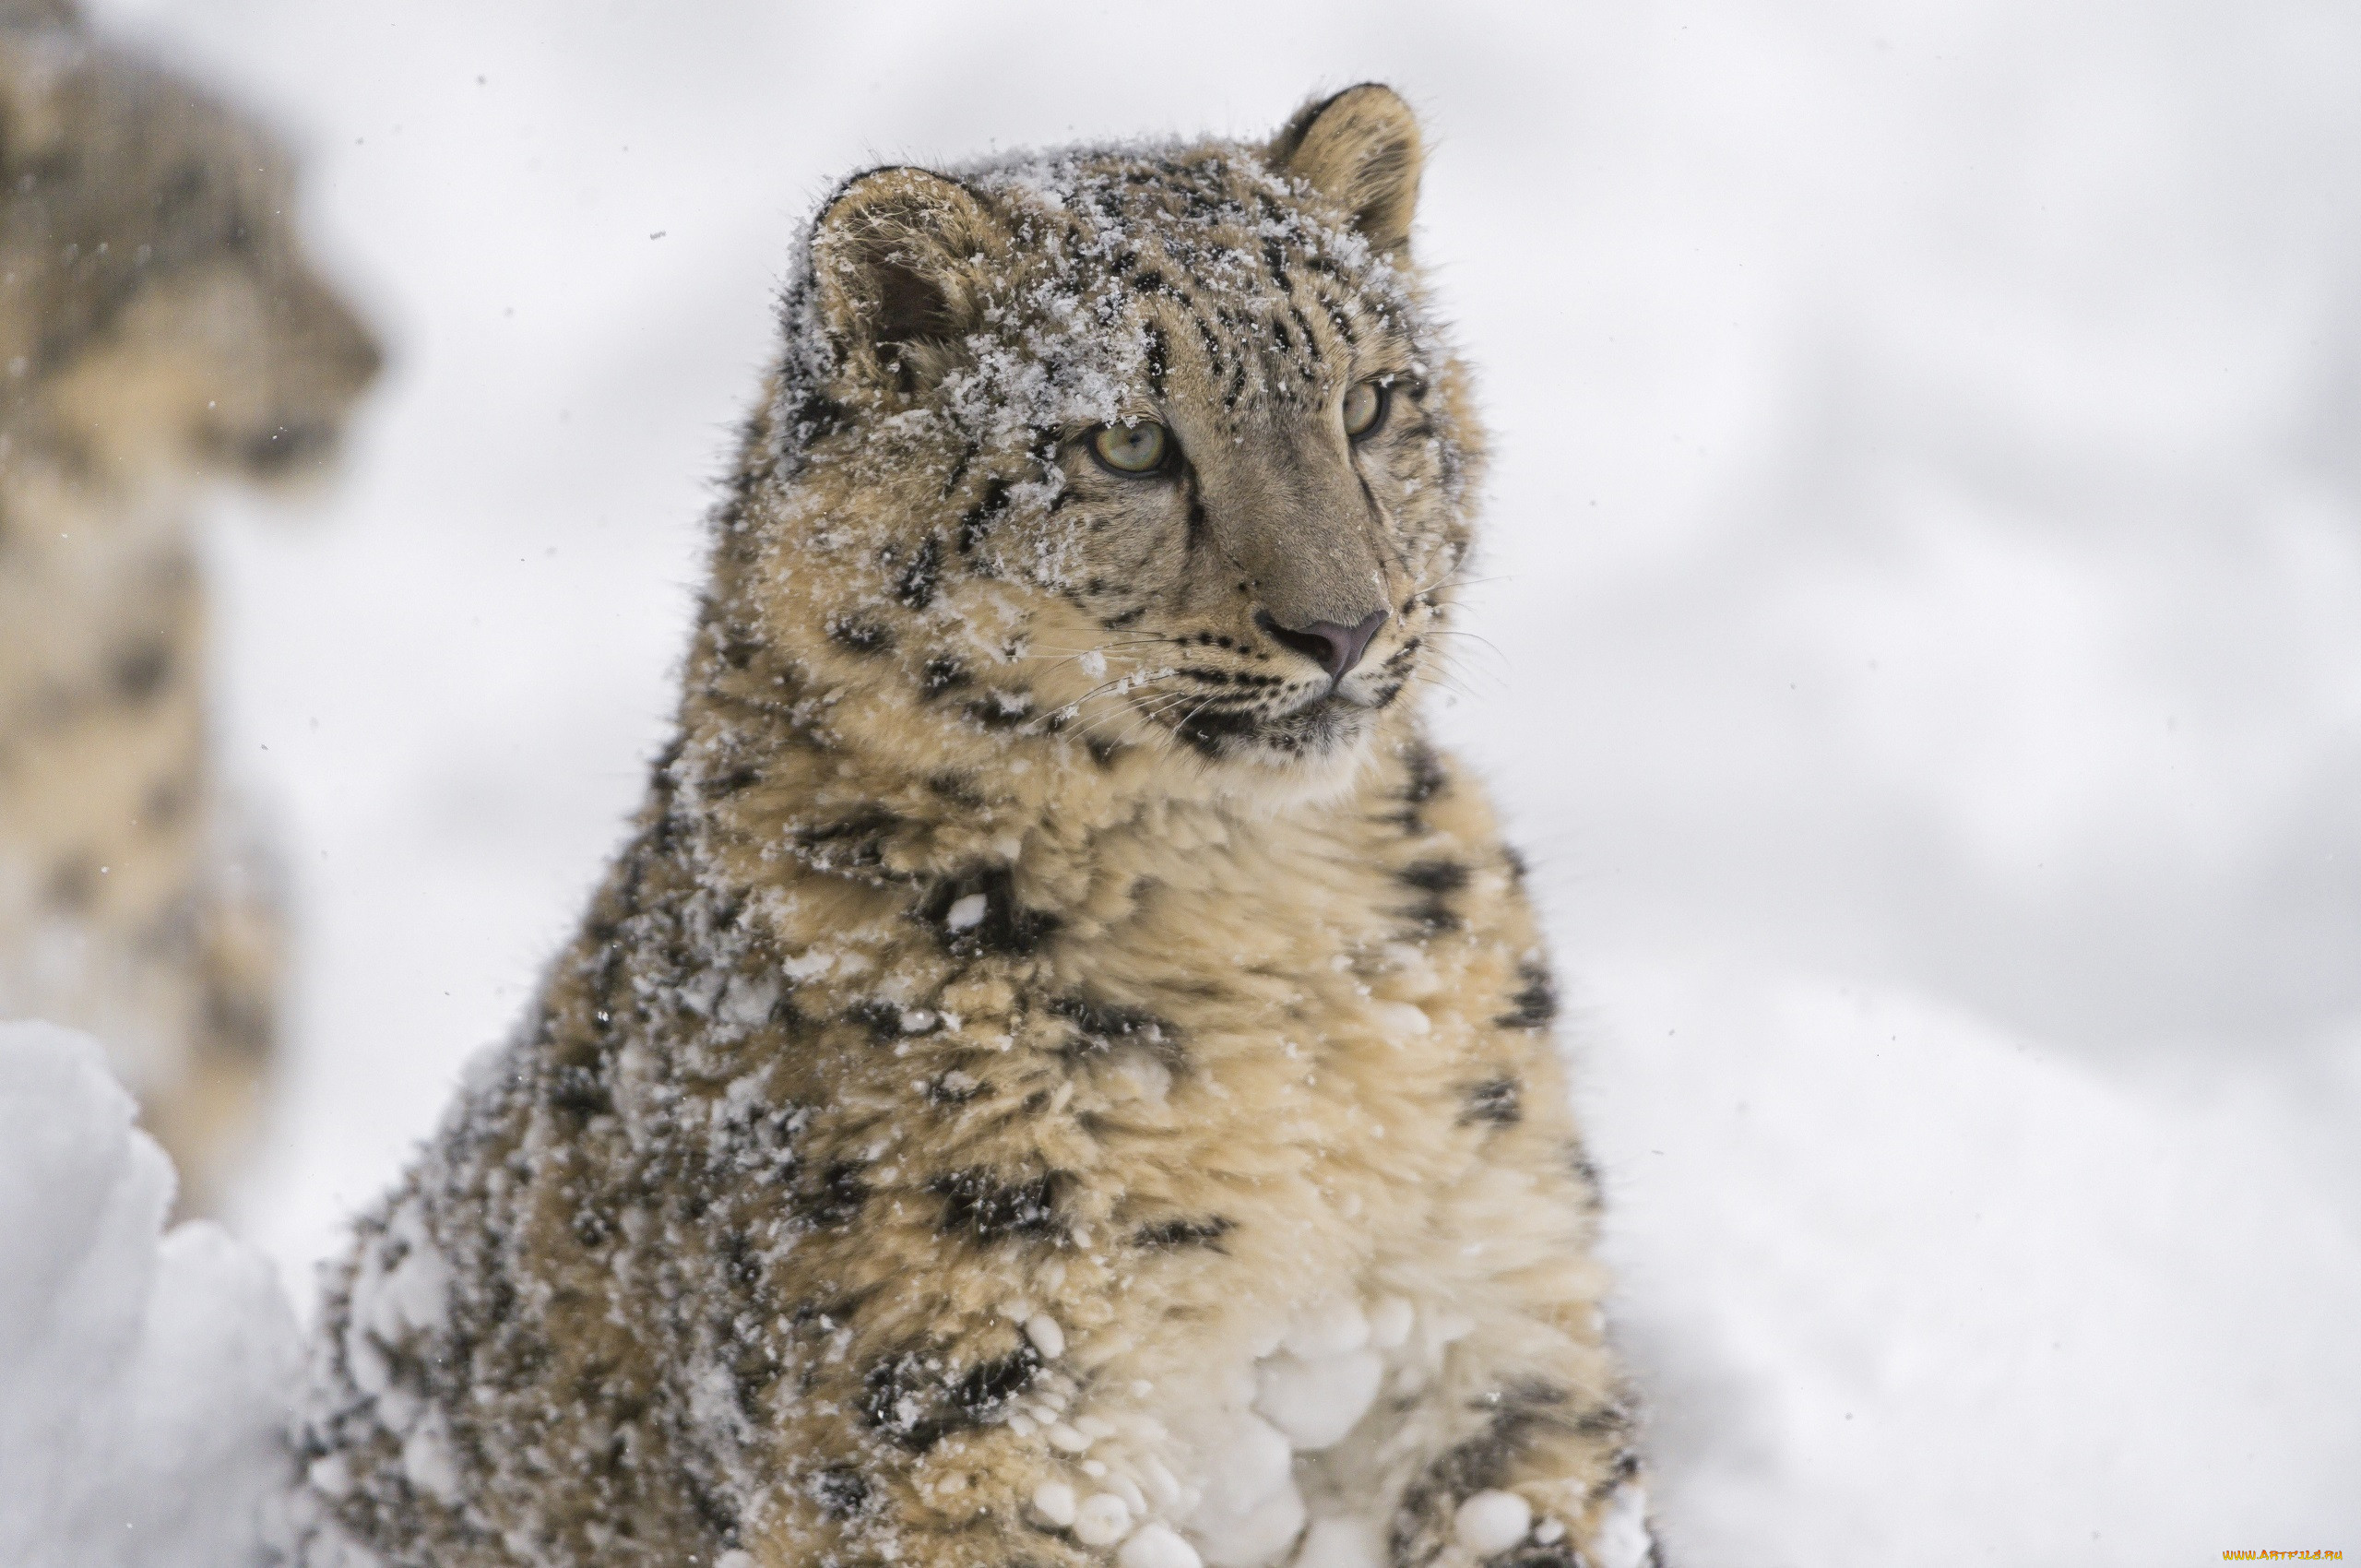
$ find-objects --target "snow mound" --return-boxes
[1582,959,2361,1566]
[0,1021,300,1568]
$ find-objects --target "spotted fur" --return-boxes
[295,86,1657,1568]
[0,0,382,1213]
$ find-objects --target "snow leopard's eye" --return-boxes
[1342,379,1389,439]
[1089,421,1171,476]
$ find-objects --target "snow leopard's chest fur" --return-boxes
[298,89,1656,1568]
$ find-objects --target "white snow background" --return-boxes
[13,1,2358,1563]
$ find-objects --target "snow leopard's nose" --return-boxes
[1255,608,1388,681]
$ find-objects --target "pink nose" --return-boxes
[1255,609,1388,680]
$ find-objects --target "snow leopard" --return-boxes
[0,0,382,1214]
[296,85,1660,1568]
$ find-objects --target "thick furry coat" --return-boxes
[297,86,1657,1568]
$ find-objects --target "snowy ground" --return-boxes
[0,1024,298,1568]
[35,0,2361,1562]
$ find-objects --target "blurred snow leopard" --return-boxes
[0,0,381,1214]
[298,86,1661,1568]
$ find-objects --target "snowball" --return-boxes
[1280,1298,1370,1358]
[1585,1485,1650,1568]
[1365,1296,1415,1351]
[1074,1491,1133,1546]
[1190,1479,1305,1568]
[1453,1491,1532,1555]
[1296,1515,1385,1568]
[1138,1454,1184,1509]
[945,894,990,932]
[1048,1420,1093,1453]
[1032,1480,1078,1527]
[1252,1348,1383,1450]
[1026,1313,1066,1358]
[0,1022,303,1568]
[1121,1522,1203,1568]
[1192,1410,1294,1515]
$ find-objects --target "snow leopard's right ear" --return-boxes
[811,166,1003,398]
[1268,83,1425,255]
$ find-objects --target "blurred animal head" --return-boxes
[716,85,1482,806]
[0,4,380,496]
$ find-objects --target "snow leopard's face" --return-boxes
[0,24,381,493]
[735,88,1480,801]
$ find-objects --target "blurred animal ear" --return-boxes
[1268,83,1424,255]
[811,166,1003,396]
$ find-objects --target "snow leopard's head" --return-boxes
[716,86,1482,811]
[0,11,382,494]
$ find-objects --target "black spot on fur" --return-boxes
[793,807,900,873]
[1574,1401,1634,1439]
[921,658,971,698]
[1133,1216,1234,1251]
[42,855,97,912]
[1460,1075,1523,1127]
[807,1466,871,1518]
[1404,741,1448,799]
[1382,742,1450,834]
[546,1060,612,1126]
[1567,1146,1604,1212]
[842,999,908,1045]
[894,534,943,610]
[1048,993,1175,1056]
[962,692,1033,731]
[919,865,1062,958]
[112,641,172,703]
[795,1161,869,1229]
[1171,701,1264,756]
[786,387,848,451]
[955,1340,1045,1411]
[931,1167,1066,1242]
[718,1230,765,1293]
[828,615,894,655]
[957,478,1013,552]
[859,1338,1043,1453]
[1497,962,1558,1031]
[1397,858,1469,932]
[705,765,762,797]
[1398,859,1469,895]
[1144,319,1170,397]
[926,771,986,810]
[1086,734,1123,768]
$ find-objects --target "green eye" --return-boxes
[1342,379,1389,439]
[1089,421,1170,475]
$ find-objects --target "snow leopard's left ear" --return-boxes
[811,165,1003,397]
[1267,83,1424,255]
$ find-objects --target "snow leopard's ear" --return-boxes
[1267,84,1424,255]
[811,166,1003,397]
